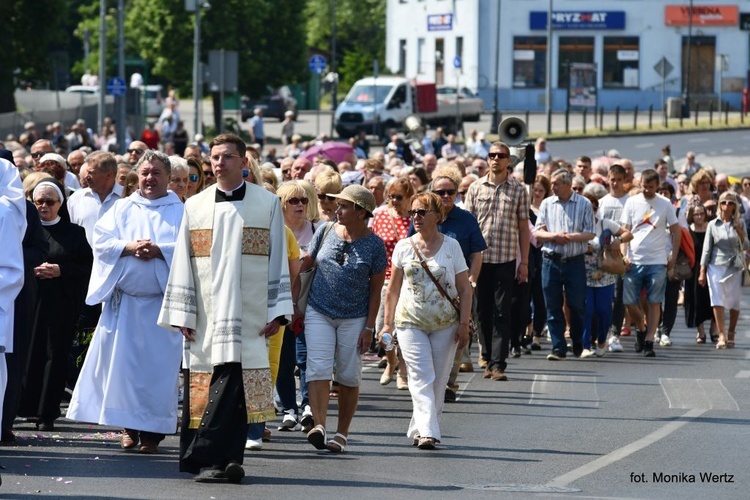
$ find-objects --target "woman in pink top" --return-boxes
[371,177,414,389]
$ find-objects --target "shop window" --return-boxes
[603,37,639,88]
[558,36,594,88]
[513,36,546,88]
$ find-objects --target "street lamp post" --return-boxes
[683,0,693,117]
[490,0,501,133]
[192,4,202,138]
[545,0,553,134]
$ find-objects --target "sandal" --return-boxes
[306,424,327,450]
[727,333,736,349]
[696,334,706,344]
[412,434,420,446]
[326,432,348,453]
[716,341,727,350]
[711,334,720,343]
[417,437,437,450]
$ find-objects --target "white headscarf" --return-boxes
[0,158,27,237]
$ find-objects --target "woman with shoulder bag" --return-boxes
[581,193,632,358]
[698,191,750,349]
[380,193,473,450]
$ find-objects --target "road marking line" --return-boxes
[529,374,599,409]
[660,378,739,410]
[635,142,654,149]
[547,408,707,488]
[736,371,750,378]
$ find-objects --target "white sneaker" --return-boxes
[278,410,298,431]
[595,345,606,357]
[608,336,624,352]
[245,437,263,450]
[580,348,595,358]
[300,405,314,432]
[659,336,672,346]
[653,334,661,344]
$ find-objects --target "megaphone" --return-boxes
[497,117,527,146]
[403,115,425,154]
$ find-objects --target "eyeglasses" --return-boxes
[572,186,584,193]
[433,189,456,197]
[286,197,309,205]
[189,174,199,182]
[408,208,431,217]
[487,152,509,160]
[282,169,290,175]
[388,194,404,201]
[210,153,241,163]
[459,190,468,197]
[34,198,59,207]
[317,193,336,202]
[127,148,144,155]
[30,152,45,159]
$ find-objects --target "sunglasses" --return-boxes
[34,198,59,207]
[408,208,431,217]
[388,194,404,201]
[189,174,199,182]
[127,148,144,155]
[720,200,736,205]
[317,193,336,202]
[487,152,509,160]
[30,152,45,159]
[334,241,352,266]
[287,197,309,205]
[459,190,468,197]
[282,169,290,175]
[203,170,215,177]
[572,186,584,192]
[433,189,456,197]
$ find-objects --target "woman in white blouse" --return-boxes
[698,191,749,349]
[380,193,473,450]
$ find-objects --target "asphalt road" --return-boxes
[2,285,749,499]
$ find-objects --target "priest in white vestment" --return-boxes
[67,151,184,454]
[0,158,27,443]
[159,134,292,484]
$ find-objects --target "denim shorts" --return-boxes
[623,264,667,304]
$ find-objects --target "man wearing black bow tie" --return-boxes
[159,134,293,484]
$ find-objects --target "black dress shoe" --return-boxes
[38,421,54,432]
[194,468,228,483]
[224,462,245,484]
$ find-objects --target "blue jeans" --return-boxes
[275,326,298,414]
[542,257,587,355]
[296,330,309,406]
[583,285,615,349]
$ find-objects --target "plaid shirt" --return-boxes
[535,193,595,258]
[464,174,529,264]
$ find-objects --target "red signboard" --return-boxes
[665,5,739,26]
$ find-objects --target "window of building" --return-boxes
[417,38,426,74]
[398,39,407,74]
[558,36,594,88]
[513,36,547,88]
[603,37,639,88]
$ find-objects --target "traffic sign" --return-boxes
[309,55,327,75]
[106,77,127,96]
[653,57,674,79]
[453,56,462,69]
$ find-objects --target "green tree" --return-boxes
[305,0,386,93]
[0,0,70,112]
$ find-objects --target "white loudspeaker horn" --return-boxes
[497,117,527,146]
[404,115,425,153]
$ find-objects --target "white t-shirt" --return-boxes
[620,193,678,265]
[392,235,468,332]
[598,192,629,223]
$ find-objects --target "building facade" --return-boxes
[386,0,750,111]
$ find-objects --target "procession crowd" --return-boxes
[0,112,747,484]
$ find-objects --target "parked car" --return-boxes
[241,86,297,121]
[436,85,484,122]
[65,85,99,94]
[141,84,164,117]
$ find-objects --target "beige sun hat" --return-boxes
[330,184,376,216]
